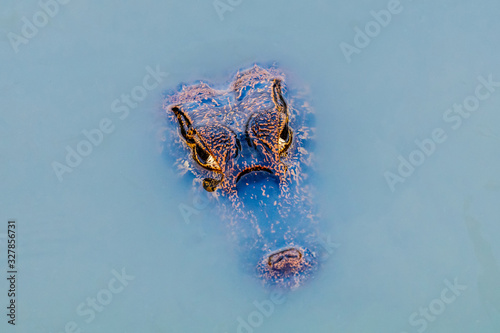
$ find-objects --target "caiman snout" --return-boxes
[267,248,304,274]
[257,246,317,288]
[259,246,316,286]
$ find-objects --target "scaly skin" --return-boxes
[165,65,320,289]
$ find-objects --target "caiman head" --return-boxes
[165,65,318,288]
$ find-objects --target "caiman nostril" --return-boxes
[258,246,316,288]
[267,248,304,270]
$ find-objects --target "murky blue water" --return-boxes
[1,0,500,332]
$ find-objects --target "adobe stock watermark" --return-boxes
[340,0,414,64]
[52,65,168,182]
[231,290,286,333]
[384,74,500,192]
[315,233,341,262]
[401,277,467,333]
[213,0,244,21]
[7,0,72,53]
[178,191,212,224]
[50,268,135,333]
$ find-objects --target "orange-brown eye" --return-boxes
[193,144,220,171]
[195,144,209,163]
[278,121,292,154]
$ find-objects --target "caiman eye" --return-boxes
[278,121,292,154]
[193,143,221,171]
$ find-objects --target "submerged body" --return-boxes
[166,65,320,288]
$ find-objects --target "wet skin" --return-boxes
[166,66,319,288]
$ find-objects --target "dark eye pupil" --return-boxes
[195,145,210,164]
[280,123,289,141]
